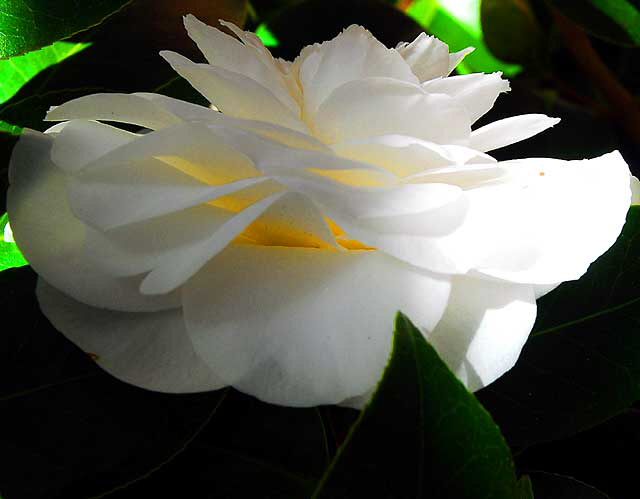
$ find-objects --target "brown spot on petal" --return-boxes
[87,352,100,361]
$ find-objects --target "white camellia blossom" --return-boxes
[8,16,637,408]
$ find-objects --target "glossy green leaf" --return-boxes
[0,41,89,104]
[0,213,28,272]
[313,312,527,499]
[478,205,640,450]
[530,472,610,498]
[406,0,522,76]
[0,0,131,59]
[552,0,640,46]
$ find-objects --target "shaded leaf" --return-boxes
[481,0,544,65]
[0,0,131,59]
[478,205,640,450]
[516,409,640,498]
[0,266,226,499]
[529,472,610,498]
[313,313,525,499]
[552,0,640,46]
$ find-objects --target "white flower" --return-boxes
[7,16,636,407]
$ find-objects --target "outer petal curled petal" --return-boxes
[37,280,225,393]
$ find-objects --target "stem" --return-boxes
[552,8,640,144]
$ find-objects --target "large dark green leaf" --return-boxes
[551,0,640,46]
[529,472,610,498]
[313,313,529,499]
[478,205,640,450]
[0,0,131,59]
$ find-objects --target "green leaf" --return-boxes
[0,120,22,135]
[481,0,544,65]
[0,41,90,104]
[529,472,610,498]
[0,0,131,59]
[552,0,640,46]
[405,0,522,76]
[478,205,640,450]
[313,312,525,499]
[0,213,28,272]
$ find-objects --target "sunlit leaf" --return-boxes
[0,213,28,272]
[255,24,279,47]
[0,0,130,59]
[0,41,90,104]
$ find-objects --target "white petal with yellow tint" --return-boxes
[160,50,307,132]
[241,191,337,248]
[395,32,450,82]
[69,157,269,230]
[313,77,470,145]
[84,204,234,277]
[7,130,179,311]
[470,114,560,152]
[182,244,451,406]
[422,72,510,123]
[426,275,536,392]
[139,192,291,295]
[37,280,225,392]
[50,119,139,173]
[298,25,418,117]
[183,14,298,115]
[273,173,462,219]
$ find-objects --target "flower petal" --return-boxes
[332,134,494,177]
[37,280,225,392]
[297,25,418,117]
[50,119,139,173]
[396,32,450,82]
[426,275,536,391]
[182,244,451,406]
[160,50,307,132]
[473,152,632,284]
[46,92,329,152]
[470,114,560,152]
[183,14,299,115]
[314,77,471,145]
[7,130,179,311]
[139,192,289,295]
[447,47,475,75]
[46,93,184,130]
[84,204,234,277]
[422,72,510,123]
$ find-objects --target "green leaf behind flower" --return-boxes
[313,312,528,499]
[551,0,640,46]
[478,205,640,450]
[0,41,90,104]
[0,0,131,59]
[529,472,611,498]
[0,213,28,272]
